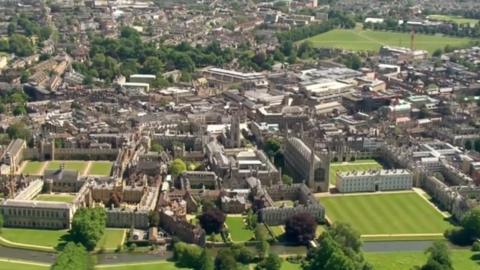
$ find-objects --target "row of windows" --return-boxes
[3,208,67,218]
[5,220,66,228]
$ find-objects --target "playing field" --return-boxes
[365,250,479,270]
[46,161,88,174]
[225,216,254,242]
[87,161,113,176]
[0,228,125,250]
[427,14,478,27]
[35,194,76,203]
[0,260,49,270]
[21,161,45,175]
[329,159,383,185]
[320,192,452,236]
[96,261,188,270]
[304,29,474,53]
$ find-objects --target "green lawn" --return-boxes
[35,194,75,203]
[96,229,125,250]
[365,250,480,270]
[329,159,383,185]
[320,192,453,236]
[96,261,188,270]
[87,162,113,176]
[21,161,46,175]
[0,260,49,270]
[428,14,478,27]
[46,161,88,174]
[0,228,124,250]
[281,261,301,270]
[304,29,474,53]
[269,225,285,238]
[226,216,254,242]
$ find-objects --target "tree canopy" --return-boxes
[51,242,93,270]
[70,207,106,251]
[285,213,317,245]
[169,158,187,176]
[198,207,226,235]
[420,241,453,270]
[173,242,203,269]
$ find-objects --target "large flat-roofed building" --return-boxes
[203,67,268,89]
[300,79,354,102]
[337,169,413,193]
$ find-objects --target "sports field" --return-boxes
[365,250,479,270]
[427,14,478,27]
[96,261,188,270]
[320,192,452,236]
[87,161,113,176]
[225,216,254,242]
[35,194,76,203]
[329,159,383,185]
[304,29,474,53]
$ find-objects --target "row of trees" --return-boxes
[0,88,29,116]
[445,207,480,245]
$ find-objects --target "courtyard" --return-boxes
[20,160,114,177]
[329,159,383,185]
[319,192,453,237]
[225,216,254,242]
[34,194,76,203]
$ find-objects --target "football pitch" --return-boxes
[320,192,453,236]
[303,29,474,53]
[329,159,383,185]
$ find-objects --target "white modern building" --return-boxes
[337,169,413,193]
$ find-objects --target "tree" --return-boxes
[303,233,354,270]
[328,223,362,254]
[282,175,293,185]
[142,56,164,74]
[231,244,255,264]
[169,158,187,176]
[7,122,32,141]
[284,213,317,245]
[173,242,203,269]
[256,253,282,270]
[215,249,238,270]
[461,207,480,240]
[198,249,214,270]
[264,138,281,158]
[255,224,270,258]
[13,105,27,116]
[420,241,453,270]
[148,210,160,227]
[198,208,225,235]
[51,242,93,270]
[150,142,164,152]
[245,209,257,230]
[70,207,107,251]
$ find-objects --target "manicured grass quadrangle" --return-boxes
[226,216,254,242]
[96,261,188,270]
[320,192,452,235]
[304,29,474,53]
[329,159,383,185]
[0,260,49,270]
[35,194,76,203]
[46,161,88,174]
[21,161,45,175]
[87,161,113,176]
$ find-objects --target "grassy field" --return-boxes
[320,192,453,236]
[428,14,478,27]
[365,250,480,270]
[87,161,113,176]
[46,161,88,174]
[226,216,254,242]
[21,161,45,175]
[96,261,188,270]
[34,194,76,203]
[0,228,124,250]
[281,261,302,270]
[304,29,474,53]
[0,260,49,270]
[329,159,383,185]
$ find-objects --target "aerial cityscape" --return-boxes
[0,0,480,269]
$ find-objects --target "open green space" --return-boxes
[280,261,301,270]
[35,194,76,203]
[225,216,254,242]
[0,228,124,250]
[269,225,285,238]
[365,249,480,270]
[0,260,49,270]
[329,159,383,185]
[303,29,474,53]
[428,14,478,27]
[320,192,453,236]
[87,161,113,176]
[96,261,188,270]
[21,161,45,175]
[46,161,88,174]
